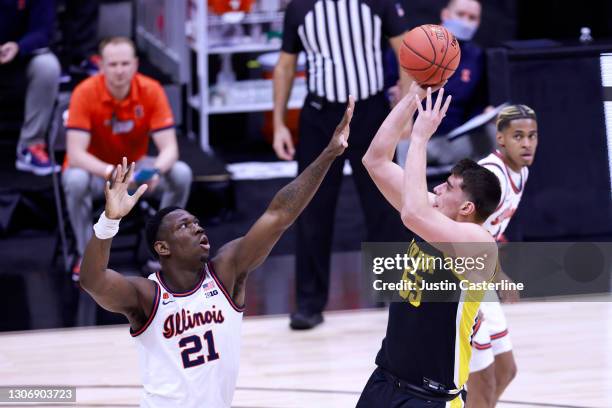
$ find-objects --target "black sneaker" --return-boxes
[289,312,323,330]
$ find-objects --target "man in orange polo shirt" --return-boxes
[63,37,192,280]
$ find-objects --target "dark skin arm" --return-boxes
[79,158,155,331]
[213,97,356,306]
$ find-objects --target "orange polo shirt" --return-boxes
[65,73,175,166]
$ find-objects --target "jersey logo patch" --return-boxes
[202,282,217,298]
[135,105,144,118]
[162,292,175,305]
[105,116,135,134]
[204,289,218,299]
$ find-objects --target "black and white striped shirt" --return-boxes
[282,0,408,103]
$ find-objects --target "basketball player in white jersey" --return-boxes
[467,104,538,408]
[78,97,354,407]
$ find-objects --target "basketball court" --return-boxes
[1,1,612,408]
[1,298,609,408]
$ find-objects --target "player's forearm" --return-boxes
[69,149,112,178]
[363,123,402,166]
[273,63,295,129]
[364,95,417,165]
[401,137,430,220]
[153,143,178,174]
[80,236,113,291]
[268,148,336,226]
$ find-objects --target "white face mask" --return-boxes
[443,18,479,41]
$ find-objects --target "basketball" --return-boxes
[399,24,461,87]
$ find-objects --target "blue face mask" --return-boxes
[443,18,478,41]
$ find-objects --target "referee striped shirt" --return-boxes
[282,0,408,103]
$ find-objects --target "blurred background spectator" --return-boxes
[59,0,101,82]
[63,37,192,282]
[388,0,492,168]
[0,0,61,176]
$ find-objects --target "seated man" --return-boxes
[0,0,61,175]
[63,37,192,281]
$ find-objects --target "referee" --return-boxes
[273,0,411,329]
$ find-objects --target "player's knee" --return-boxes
[481,365,497,403]
[29,53,61,84]
[468,364,497,407]
[62,168,91,197]
[167,161,193,190]
[497,358,517,388]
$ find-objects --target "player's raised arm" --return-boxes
[80,158,154,320]
[362,82,425,212]
[363,82,446,212]
[401,89,484,243]
[213,97,355,296]
[401,88,498,280]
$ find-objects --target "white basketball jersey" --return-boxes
[478,151,529,240]
[131,262,244,408]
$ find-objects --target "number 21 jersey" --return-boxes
[131,262,244,407]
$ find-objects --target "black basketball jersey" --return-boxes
[375,239,484,399]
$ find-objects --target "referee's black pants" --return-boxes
[295,92,410,315]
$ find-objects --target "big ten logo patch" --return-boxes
[202,281,218,298]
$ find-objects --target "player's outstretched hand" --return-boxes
[327,95,355,157]
[411,87,451,142]
[406,80,447,103]
[104,157,148,219]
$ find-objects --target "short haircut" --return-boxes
[448,0,481,8]
[496,104,537,132]
[450,159,501,222]
[145,206,182,259]
[99,36,137,57]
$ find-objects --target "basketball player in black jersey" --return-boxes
[360,85,501,407]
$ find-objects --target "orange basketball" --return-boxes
[399,24,461,87]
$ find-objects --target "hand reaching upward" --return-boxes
[104,157,148,219]
[326,95,355,157]
[411,87,452,142]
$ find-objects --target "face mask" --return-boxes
[443,18,478,41]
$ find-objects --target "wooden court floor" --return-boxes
[0,299,610,408]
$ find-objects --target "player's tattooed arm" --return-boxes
[266,95,353,223]
[270,150,334,216]
[213,98,354,301]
